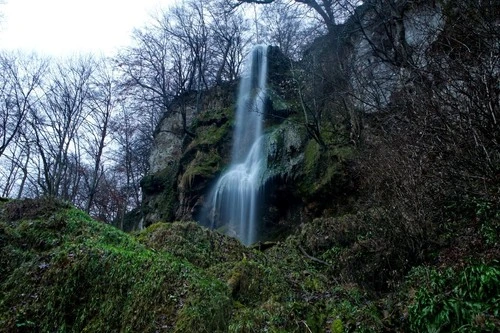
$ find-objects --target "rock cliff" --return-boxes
[142,0,498,242]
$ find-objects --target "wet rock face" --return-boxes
[142,85,236,226]
[142,49,298,227]
[143,43,355,231]
[266,46,296,123]
[265,120,305,182]
[261,120,307,235]
[149,111,188,175]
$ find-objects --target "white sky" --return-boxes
[0,0,174,56]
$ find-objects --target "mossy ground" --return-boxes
[1,198,498,332]
[0,198,230,332]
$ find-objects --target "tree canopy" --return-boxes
[235,0,361,32]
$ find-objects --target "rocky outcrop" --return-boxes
[141,85,236,225]
[142,1,454,232]
[141,46,307,228]
[346,1,445,112]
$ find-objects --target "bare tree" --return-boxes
[0,52,47,199]
[349,0,500,271]
[110,105,146,221]
[0,51,47,158]
[234,0,362,33]
[208,0,250,83]
[260,0,324,60]
[117,26,172,124]
[0,143,22,197]
[159,0,214,122]
[0,130,32,198]
[91,170,129,224]
[80,59,117,213]
[31,56,94,200]
[119,0,217,139]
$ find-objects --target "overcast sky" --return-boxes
[0,0,174,56]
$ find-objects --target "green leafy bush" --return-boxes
[408,263,500,332]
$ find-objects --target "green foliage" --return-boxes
[331,318,344,333]
[226,258,289,305]
[228,300,289,333]
[1,197,498,333]
[408,264,500,332]
[473,199,499,246]
[326,285,383,333]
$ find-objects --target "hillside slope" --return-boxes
[1,198,498,332]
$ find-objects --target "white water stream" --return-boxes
[208,45,268,245]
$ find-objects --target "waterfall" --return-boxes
[207,45,268,245]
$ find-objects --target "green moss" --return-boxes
[6,197,495,333]
[326,286,383,332]
[226,259,288,305]
[303,139,321,176]
[228,302,290,333]
[137,221,253,269]
[296,133,356,211]
[141,163,179,222]
[180,149,222,190]
[331,318,344,333]
[3,200,354,333]
[1,196,71,221]
[299,139,338,197]
[193,122,231,148]
[267,85,290,113]
[141,163,178,196]
[189,106,234,150]
[195,106,233,125]
[0,199,231,333]
[178,106,234,194]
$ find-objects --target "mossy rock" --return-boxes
[195,106,234,127]
[118,206,143,232]
[188,106,234,150]
[0,199,447,333]
[296,138,356,215]
[141,163,180,223]
[1,197,71,221]
[180,149,223,191]
[225,258,288,306]
[190,121,232,150]
[137,221,255,269]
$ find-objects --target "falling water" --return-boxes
[208,45,268,245]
